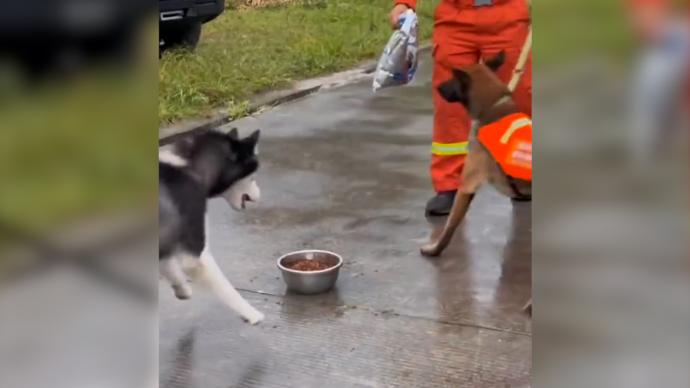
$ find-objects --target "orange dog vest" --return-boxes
[477,113,532,181]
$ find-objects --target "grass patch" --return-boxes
[161,0,633,122]
[0,19,158,256]
[159,0,438,123]
[533,0,632,68]
[0,71,157,250]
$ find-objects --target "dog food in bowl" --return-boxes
[285,258,333,272]
[277,250,343,294]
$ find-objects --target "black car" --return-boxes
[159,0,225,51]
[1,0,153,77]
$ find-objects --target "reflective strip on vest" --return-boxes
[431,141,469,156]
[500,117,532,144]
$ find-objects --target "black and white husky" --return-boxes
[158,128,264,324]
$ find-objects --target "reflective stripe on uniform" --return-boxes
[431,141,469,156]
[500,117,532,144]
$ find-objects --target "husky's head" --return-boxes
[174,128,261,211]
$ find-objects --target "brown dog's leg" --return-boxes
[523,298,532,315]
[420,193,474,257]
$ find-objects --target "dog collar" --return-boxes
[477,93,513,124]
[491,94,512,110]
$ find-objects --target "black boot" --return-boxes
[425,191,457,216]
[511,194,532,202]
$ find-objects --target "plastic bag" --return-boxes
[372,10,418,92]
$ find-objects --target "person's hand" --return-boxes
[389,4,410,29]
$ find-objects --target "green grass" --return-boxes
[0,20,160,255]
[159,0,438,123]
[0,20,158,257]
[533,0,632,68]
[0,71,157,249]
[161,0,632,123]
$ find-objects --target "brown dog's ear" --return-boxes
[485,51,506,72]
[452,69,471,86]
[437,69,471,106]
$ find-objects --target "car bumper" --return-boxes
[159,0,224,24]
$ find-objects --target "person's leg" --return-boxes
[476,3,532,202]
[427,4,480,215]
[428,57,481,214]
[476,1,532,115]
[480,21,532,116]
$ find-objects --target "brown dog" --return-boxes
[420,52,532,257]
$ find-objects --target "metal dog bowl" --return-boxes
[277,250,343,294]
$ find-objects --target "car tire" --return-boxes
[160,22,202,51]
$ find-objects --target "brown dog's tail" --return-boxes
[420,193,474,257]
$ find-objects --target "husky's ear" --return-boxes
[227,128,239,140]
[245,129,260,147]
[173,134,197,158]
[241,129,260,155]
[485,51,506,72]
[437,69,471,105]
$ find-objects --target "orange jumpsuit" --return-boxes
[395,0,532,192]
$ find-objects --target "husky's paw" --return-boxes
[242,310,265,325]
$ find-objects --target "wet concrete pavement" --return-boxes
[159,55,532,387]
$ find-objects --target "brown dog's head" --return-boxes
[437,51,510,119]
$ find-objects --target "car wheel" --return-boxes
[160,22,202,51]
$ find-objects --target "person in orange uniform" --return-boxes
[626,0,689,161]
[390,0,532,215]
